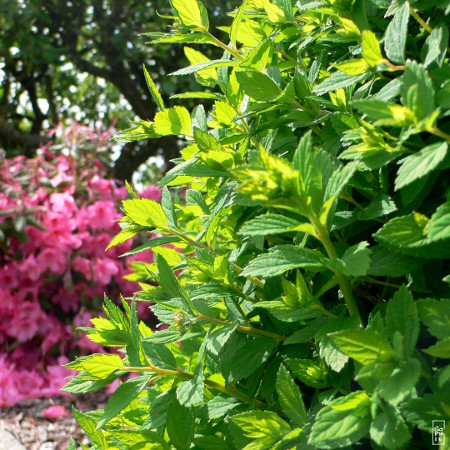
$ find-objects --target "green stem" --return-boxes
[310,216,362,323]
[409,9,433,34]
[206,31,244,61]
[431,127,450,142]
[195,313,286,342]
[170,228,266,291]
[123,365,267,408]
[231,261,265,289]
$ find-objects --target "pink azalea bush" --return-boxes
[0,122,161,408]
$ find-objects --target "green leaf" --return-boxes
[423,22,449,67]
[125,180,139,199]
[385,286,419,358]
[142,341,178,370]
[286,358,330,388]
[107,225,141,250]
[384,3,409,64]
[309,391,371,448]
[400,61,435,120]
[328,241,372,277]
[120,236,180,258]
[171,0,206,29]
[226,337,277,384]
[230,411,291,450]
[176,365,204,407]
[276,364,308,426]
[166,399,195,450]
[73,407,107,448]
[368,246,423,277]
[373,214,450,259]
[240,40,272,72]
[62,371,119,394]
[362,30,384,67]
[324,162,357,201]
[317,316,361,373]
[154,106,192,136]
[330,329,396,365]
[142,328,183,344]
[428,199,450,243]
[256,301,322,323]
[241,245,326,278]
[65,354,124,380]
[230,0,249,49]
[423,337,450,358]
[417,298,450,340]
[313,71,370,96]
[378,358,421,406]
[171,91,223,100]
[198,395,241,420]
[97,375,151,428]
[143,64,165,111]
[127,298,141,367]
[401,393,450,431]
[170,59,235,77]
[156,255,185,301]
[357,195,397,221]
[395,142,448,190]
[206,322,239,356]
[235,71,282,100]
[370,404,411,450]
[239,214,304,236]
[271,428,303,450]
[122,198,167,229]
[68,437,76,450]
[161,186,177,228]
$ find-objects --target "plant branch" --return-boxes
[310,216,362,323]
[409,9,433,34]
[194,313,286,341]
[123,365,267,407]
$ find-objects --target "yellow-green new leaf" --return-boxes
[66,354,124,380]
[230,0,249,49]
[362,30,384,67]
[143,64,165,111]
[334,59,368,75]
[122,198,167,229]
[154,106,192,137]
[106,225,141,251]
[171,0,207,29]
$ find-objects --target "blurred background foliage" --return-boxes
[0,0,240,182]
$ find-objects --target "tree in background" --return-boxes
[0,0,239,180]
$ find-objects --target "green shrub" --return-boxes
[65,0,450,448]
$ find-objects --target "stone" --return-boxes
[0,427,27,450]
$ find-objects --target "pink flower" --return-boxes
[0,357,22,408]
[88,175,113,194]
[72,256,92,280]
[20,254,42,281]
[141,185,162,202]
[7,301,42,342]
[93,258,119,285]
[86,201,120,230]
[37,247,67,274]
[43,405,69,420]
[0,265,18,290]
[49,192,77,214]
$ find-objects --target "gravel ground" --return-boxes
[0,392,109,450]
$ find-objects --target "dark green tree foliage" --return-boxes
[0,0,239,178]
[65,0,450,448]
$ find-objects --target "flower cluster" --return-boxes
[0,123,160,408]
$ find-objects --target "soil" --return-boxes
[0,392,109,450]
